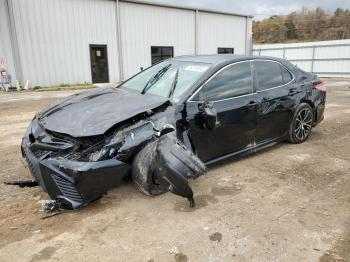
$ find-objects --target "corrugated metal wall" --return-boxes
[11,0,120,87]
[253,39,350,77]
[197,11,247,55]
[119,2,251,80]
[3,0,251,86]
[0,0,16,81]
[119,2,196,79]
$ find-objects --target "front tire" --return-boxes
[132,142,167,196]
[287,103,314,144]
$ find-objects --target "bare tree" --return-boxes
[253,7,350,43]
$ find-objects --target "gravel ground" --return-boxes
[0,80,349,262]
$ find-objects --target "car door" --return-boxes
[185,61,258,162]
[253,60,295,143]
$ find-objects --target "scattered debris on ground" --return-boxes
[4,180,38,188]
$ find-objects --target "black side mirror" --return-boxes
[199,102,218,130]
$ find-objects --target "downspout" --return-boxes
[195,10,199,55]
[245,16,251,55]
[5,0,23,85]
[115,0,124,81]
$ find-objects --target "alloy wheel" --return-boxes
[295,108,312,140]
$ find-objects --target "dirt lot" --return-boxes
[0,80,349,262]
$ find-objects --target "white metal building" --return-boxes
[253,39,350,78]
[0,0,253,87]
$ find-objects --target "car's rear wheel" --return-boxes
[131,142,167,196]
[287,103,314,144]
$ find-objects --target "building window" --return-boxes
[151,46,174,64]
[218,47,234,54]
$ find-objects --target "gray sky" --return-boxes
[150,0,350,20]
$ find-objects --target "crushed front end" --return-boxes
[22,109,207,210]
[21,117,131,209]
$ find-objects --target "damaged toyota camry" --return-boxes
[21,55,326,210]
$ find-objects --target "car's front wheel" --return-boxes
[131,142,167,196]
[287,103,314,144]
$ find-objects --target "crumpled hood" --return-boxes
[38,87,169,137]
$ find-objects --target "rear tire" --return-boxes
[287,103,314,144]
[132,142,167,196]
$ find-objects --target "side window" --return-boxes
[255,60,284,91]
[199,62,253,101]
[281,65,293,84]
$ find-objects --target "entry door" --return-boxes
[90,45,109,83]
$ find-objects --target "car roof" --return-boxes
[172,54,286,66]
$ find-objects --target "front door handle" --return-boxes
[289,88,298,95]
[248,101,258,106]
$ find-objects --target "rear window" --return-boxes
[255,60,291,91]
[281,65,293,83]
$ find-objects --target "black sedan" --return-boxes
[21,55,326,209]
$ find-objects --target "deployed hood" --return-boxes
[38,87,169,137]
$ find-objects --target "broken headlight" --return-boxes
[88,122,175,162]
[89,134,124,162]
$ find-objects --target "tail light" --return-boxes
[313,81,326,92]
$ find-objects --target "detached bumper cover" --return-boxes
[152,134,207,207]
[21,127,130,209]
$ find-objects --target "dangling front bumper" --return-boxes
[21,121,131,209]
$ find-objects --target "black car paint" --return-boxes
[186,93,257,162]
[185,58,325,164]
[21,55,326,209]
[39,87,169,137]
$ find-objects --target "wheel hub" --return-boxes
[295,108,312,140]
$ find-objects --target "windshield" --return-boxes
[120,61,211,102]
